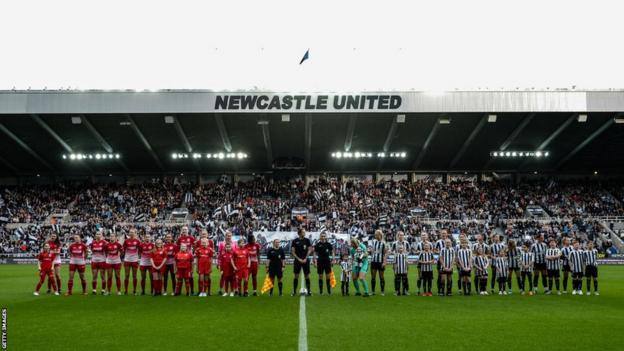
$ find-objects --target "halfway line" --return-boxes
[298,296,308,351]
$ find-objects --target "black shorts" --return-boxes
[572,272,584,279]
[269,266,283,279]
[422,271,433,279]
[547,269,560,278]
[535,263,547,271]
[294,261,310,275]
[562,264,571,272]
[370,262,385,271]
[585,265,598,278]
[317,261,331,274]
[509,267,519,272]
[460,270,471,277]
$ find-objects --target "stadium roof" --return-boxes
[0,90,623,176]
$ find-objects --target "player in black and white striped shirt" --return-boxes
[519,242,535,295]
[493,250,509,295]
[455,233,468,292]
[415,232,430,295]
[560,237,573,293]
[472,235,490,294]
[434,230,449,296]
[568,240,585,295]
[439,239,455,296]
[394,245,409,296]
[457,240,473,295]
[473,246,489,295]
[489,235,506,293]
[530,234,548,293]
[391,231,412,295]
[506,239,522,294]
[369,230,389,296]
[545,239,562,295]
[418,243,435,296]
[584,241,599,296]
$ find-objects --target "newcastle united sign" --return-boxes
[214,94,402,111]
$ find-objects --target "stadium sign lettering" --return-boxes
[214,94,402,111]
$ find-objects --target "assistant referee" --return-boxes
[291,228,313,296]
[314,231,334,295]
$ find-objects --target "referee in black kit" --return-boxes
[314,231,334,295]
[292,227,313,296]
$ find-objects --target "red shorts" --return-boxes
[198,261,212,275]
[124,262,139,269]
[151,266,166,274]
[91,262,107,270]
[69,264,85,273]
[53,263,61,268]
[250,262,259,275]
[139,265,151,272]
[236,269,249,280]
[40,268,54,276]
[108,263,121,270]
[176,268,190,279]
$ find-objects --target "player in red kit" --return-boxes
[89,230,108,294]
[195,238,214,297]
[66,234,88,295]
[123,229,141,295]
[150,239,167,296]
[34,243,59,296]
[162,233,178,296]
[105,233,124,295]
[176,226,196,294]
[139,234,155,295]
[46,233,62,294]
[174,244,193,296]
[219,243,235,297]
[218,230,238,295]
[233,237,251,297]
[195,229,215,252]
[244,234,262,296]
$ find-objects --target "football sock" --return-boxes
[305,278,311,292]
[293,278,298,293]
[319,279,323,294]
[353,279,360,293]
[380,278,385,292]
[124,278,129,293]
[326,279,331,294]
[68,279,74,293]
[371,278,376,293]
[278,282,283,295]
[360,279,369,294]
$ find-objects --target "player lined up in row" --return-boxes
[32,227,599,298]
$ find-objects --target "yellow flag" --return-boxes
[261,275,274,294]
[329,270,337,288]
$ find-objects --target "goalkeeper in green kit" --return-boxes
[350,237,370,297]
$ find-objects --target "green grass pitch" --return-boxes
[1,265,623,351]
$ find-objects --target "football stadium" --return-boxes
[2,1,624,351]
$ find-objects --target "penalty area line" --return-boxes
[298,296,308,351]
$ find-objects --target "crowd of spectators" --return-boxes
[1,177,623,254]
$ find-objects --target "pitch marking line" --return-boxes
[298,296,308,351]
